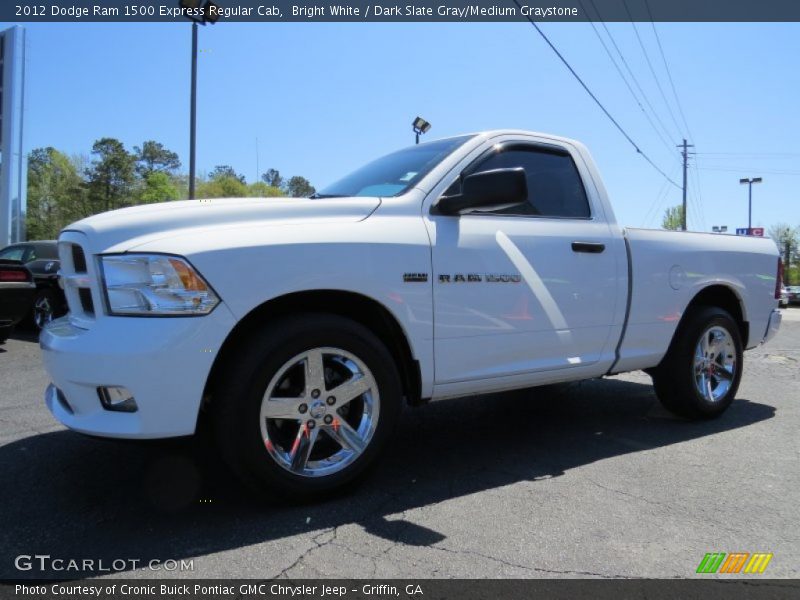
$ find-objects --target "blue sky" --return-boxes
[14,21,800,231]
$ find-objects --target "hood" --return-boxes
[64,196,381,253]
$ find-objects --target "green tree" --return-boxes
[768,223,800,285]
[196,175,248,198]
[661,205,685,231]
[26,147,87,239]
[248,181,285,198]
[86,138,137,212]
[209,165,245,183]
[140,172,180,203]
[285,175,315,198]
[261,168,283,188]
[134,141,181,178]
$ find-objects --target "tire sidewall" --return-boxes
[216,314,402,498]
[678,309,743,416]
[32,289,57,330]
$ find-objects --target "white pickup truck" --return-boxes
[42,130,783,498]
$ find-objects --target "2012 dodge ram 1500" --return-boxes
[41,130,783,497]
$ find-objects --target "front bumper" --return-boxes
[762,309,782,345]
[41,305,237,438]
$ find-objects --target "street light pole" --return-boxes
[189,21,198,200]
[180,0,220,200]
[739,177,763,233]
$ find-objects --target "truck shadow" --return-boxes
[0,378,775,579]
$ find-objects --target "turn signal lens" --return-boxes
[168,258,208,291]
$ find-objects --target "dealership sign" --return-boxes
[736,228,764,237]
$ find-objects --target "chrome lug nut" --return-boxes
[298,403,308,414]
[324,415,333,424]
[311,389,321,399]
[307,420,316,429]
[326,396,336,405]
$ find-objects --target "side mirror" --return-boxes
[436,168,528,216]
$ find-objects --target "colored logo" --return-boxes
[696,552,773,574]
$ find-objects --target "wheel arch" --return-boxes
[201,290,423,422]
[679,284,749,347]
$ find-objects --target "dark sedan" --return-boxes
[0,260,36,343]
[0,241,67,330]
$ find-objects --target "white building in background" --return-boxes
[0,26,27,246]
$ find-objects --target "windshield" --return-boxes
[314,135,475,198]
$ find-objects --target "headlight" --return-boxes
[100,254,220,316]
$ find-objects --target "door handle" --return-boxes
[571,241,606,254]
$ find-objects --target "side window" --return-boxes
[38,244,59,259]
[451,144,591,218]
[0,245,25,261]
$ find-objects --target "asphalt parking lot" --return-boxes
[1,310,798,580]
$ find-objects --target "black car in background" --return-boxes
[0,241,67,331]
[0,260,36,343]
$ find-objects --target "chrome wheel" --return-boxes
[259,347,380,478]
[693,325,736,402]
[33,295,54,330]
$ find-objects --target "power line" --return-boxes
[578,0,676,158]
[648,178,675,228]
[642,162,680,227]
[695,152,800,158]
[691,164,707,230]
[643,0,694,141]
[622,0,685,141]
[511,0,680,189]
[589,0,676,146]
[696,166,800,176]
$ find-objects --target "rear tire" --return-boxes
[31,289,61,331]
[213,313,403,500]
[651,306,743,419]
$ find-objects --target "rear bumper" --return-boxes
[762,309,782,345]
[41,305,237,439]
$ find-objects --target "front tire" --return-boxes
[213,313,403,500]
[651,306,743,419]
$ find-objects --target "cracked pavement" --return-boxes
[1,310,798,580]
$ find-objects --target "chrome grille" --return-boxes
[78,288,95,315]
[58,235,98,326]
[71,244,87,272]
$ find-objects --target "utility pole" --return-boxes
[677,138,694,231]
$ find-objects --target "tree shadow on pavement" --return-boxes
[0,378,775,579]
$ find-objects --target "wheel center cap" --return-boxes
[309,401,326,419]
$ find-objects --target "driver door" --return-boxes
[424,138,624,394]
